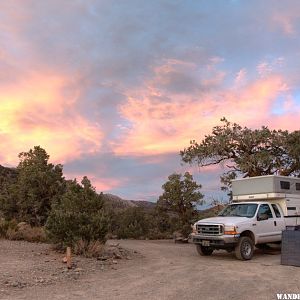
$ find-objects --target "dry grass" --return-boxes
[2,221,47,243]
[73,239,105,257]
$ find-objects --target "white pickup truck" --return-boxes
[191,175,300,260]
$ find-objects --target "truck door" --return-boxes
[254,204,280,244]
[271,203,286,235]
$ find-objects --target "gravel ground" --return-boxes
[0,239,300,300]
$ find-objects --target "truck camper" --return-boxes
[191,175,300,260]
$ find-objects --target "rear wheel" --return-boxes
[196,244,214,256]
[235,236,254,260]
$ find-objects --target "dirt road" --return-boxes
[1,239,300,300]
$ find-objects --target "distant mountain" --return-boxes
[103,193,156,211]
[198,204,225,219]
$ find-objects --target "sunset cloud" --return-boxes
[114,62,292,157]
[0,71,103,165]
[1,1,300,201]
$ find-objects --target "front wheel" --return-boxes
[196,244,214,256]
[235,236,254,260]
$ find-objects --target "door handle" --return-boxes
[274,221,277,226]
[252,223,256,226]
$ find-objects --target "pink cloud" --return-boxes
[256,57,285,78]
[113,58,297,157]
[235,68,247,86]
[64,172,126,193]
[272,13,296,36]
[0,70,103,165]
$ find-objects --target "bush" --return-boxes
[157,172,203,238]
[0,218,14,238]
[114,207,149,239]
[0,219,46,242]
[6,225,47,243]
[46,177,109,250]
[110,206,179,240]
[0,146,66,226]
[73,239,105,257]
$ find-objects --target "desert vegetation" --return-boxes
[0,146,209,252]
[2,118,297,253]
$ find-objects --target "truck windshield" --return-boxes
[218,204,258,218]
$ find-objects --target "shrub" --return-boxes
[0,218,13,238]
[0,146,66,226]
[6,225,47,243]
[73,239,105,257]
[0,219,46,242]
[114,207,149,239]
[110,206,179,240]
[46,177,109,250]
[157,172,203,238]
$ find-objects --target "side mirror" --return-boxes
[257,213,268,221]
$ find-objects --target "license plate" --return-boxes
[202,240,210,246]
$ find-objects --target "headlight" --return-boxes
[224,225,238,235]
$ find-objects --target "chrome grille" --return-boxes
[196,224,223,236]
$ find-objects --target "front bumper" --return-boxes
[192,233,240,249]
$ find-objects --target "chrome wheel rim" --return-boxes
[242,241,252,257]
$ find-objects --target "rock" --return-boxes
[17,222,29,230]
[11,281,25,288]
[62,257,67,263]
[173,230,183,240]
[74,268,83,272]
[113,252,122,259]
[97,256,108,261]
[112,260,118,264]
[174,237,189,244]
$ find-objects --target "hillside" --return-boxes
[198,204,225,219]
[103,193,156,211]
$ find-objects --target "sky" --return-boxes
[1,0,300,203]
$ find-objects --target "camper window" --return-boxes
[296,183,300,191]
[280,181,290,190]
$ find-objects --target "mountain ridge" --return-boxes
[102,193,156,211]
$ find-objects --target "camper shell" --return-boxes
[232,175,300,197]
[232,175,300,220]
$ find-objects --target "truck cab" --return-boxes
[191,175,300,260]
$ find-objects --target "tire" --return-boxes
[196,244,214,256]
[235,236,254,260]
